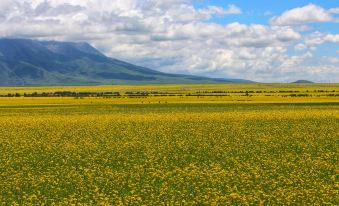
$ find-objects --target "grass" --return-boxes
[0,84,338,205]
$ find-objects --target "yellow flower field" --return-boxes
[0,84,338,205]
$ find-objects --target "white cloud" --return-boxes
[329,8,339,14]
[199,4,242,19]
[295,43,307,51]
[275,26,301,41]
[322,56,339,64]
[324,34,339,43]
[270,4,333,25]
[264,11,273,16]
[0,0,338,82]
[304,32,339,46]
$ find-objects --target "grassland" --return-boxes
[0,84,338,205]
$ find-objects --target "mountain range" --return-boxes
[0,38,252,86]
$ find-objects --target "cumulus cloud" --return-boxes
[304,32,339,46]
[324,34,339,43]
[329,8,339,14]
[0,0,338,82]
[198,4,241,20]
[270,4,333,25]
[294,43,307,51]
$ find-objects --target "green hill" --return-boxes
[292,80,314,83]
[0,38,253,86]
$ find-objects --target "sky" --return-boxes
[0,0,338,82]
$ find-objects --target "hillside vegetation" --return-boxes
[0,39,252,85]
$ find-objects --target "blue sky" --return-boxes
[195,0,339,82]
[0,0,338,82]
[195,0,339,19]
[202,1,339,59]
[195,0,339,30]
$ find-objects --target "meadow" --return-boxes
[0,84,338,205]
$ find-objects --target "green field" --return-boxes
[0,84,338,205]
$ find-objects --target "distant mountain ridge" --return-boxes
[292,80,314,83]
[0,38,253,86]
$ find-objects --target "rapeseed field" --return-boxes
[0,84,338,205]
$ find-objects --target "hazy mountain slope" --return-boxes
[292,80,314,83]
[0,38,253,86]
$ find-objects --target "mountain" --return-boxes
[0,38,253,86]
[292,80,314,83]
